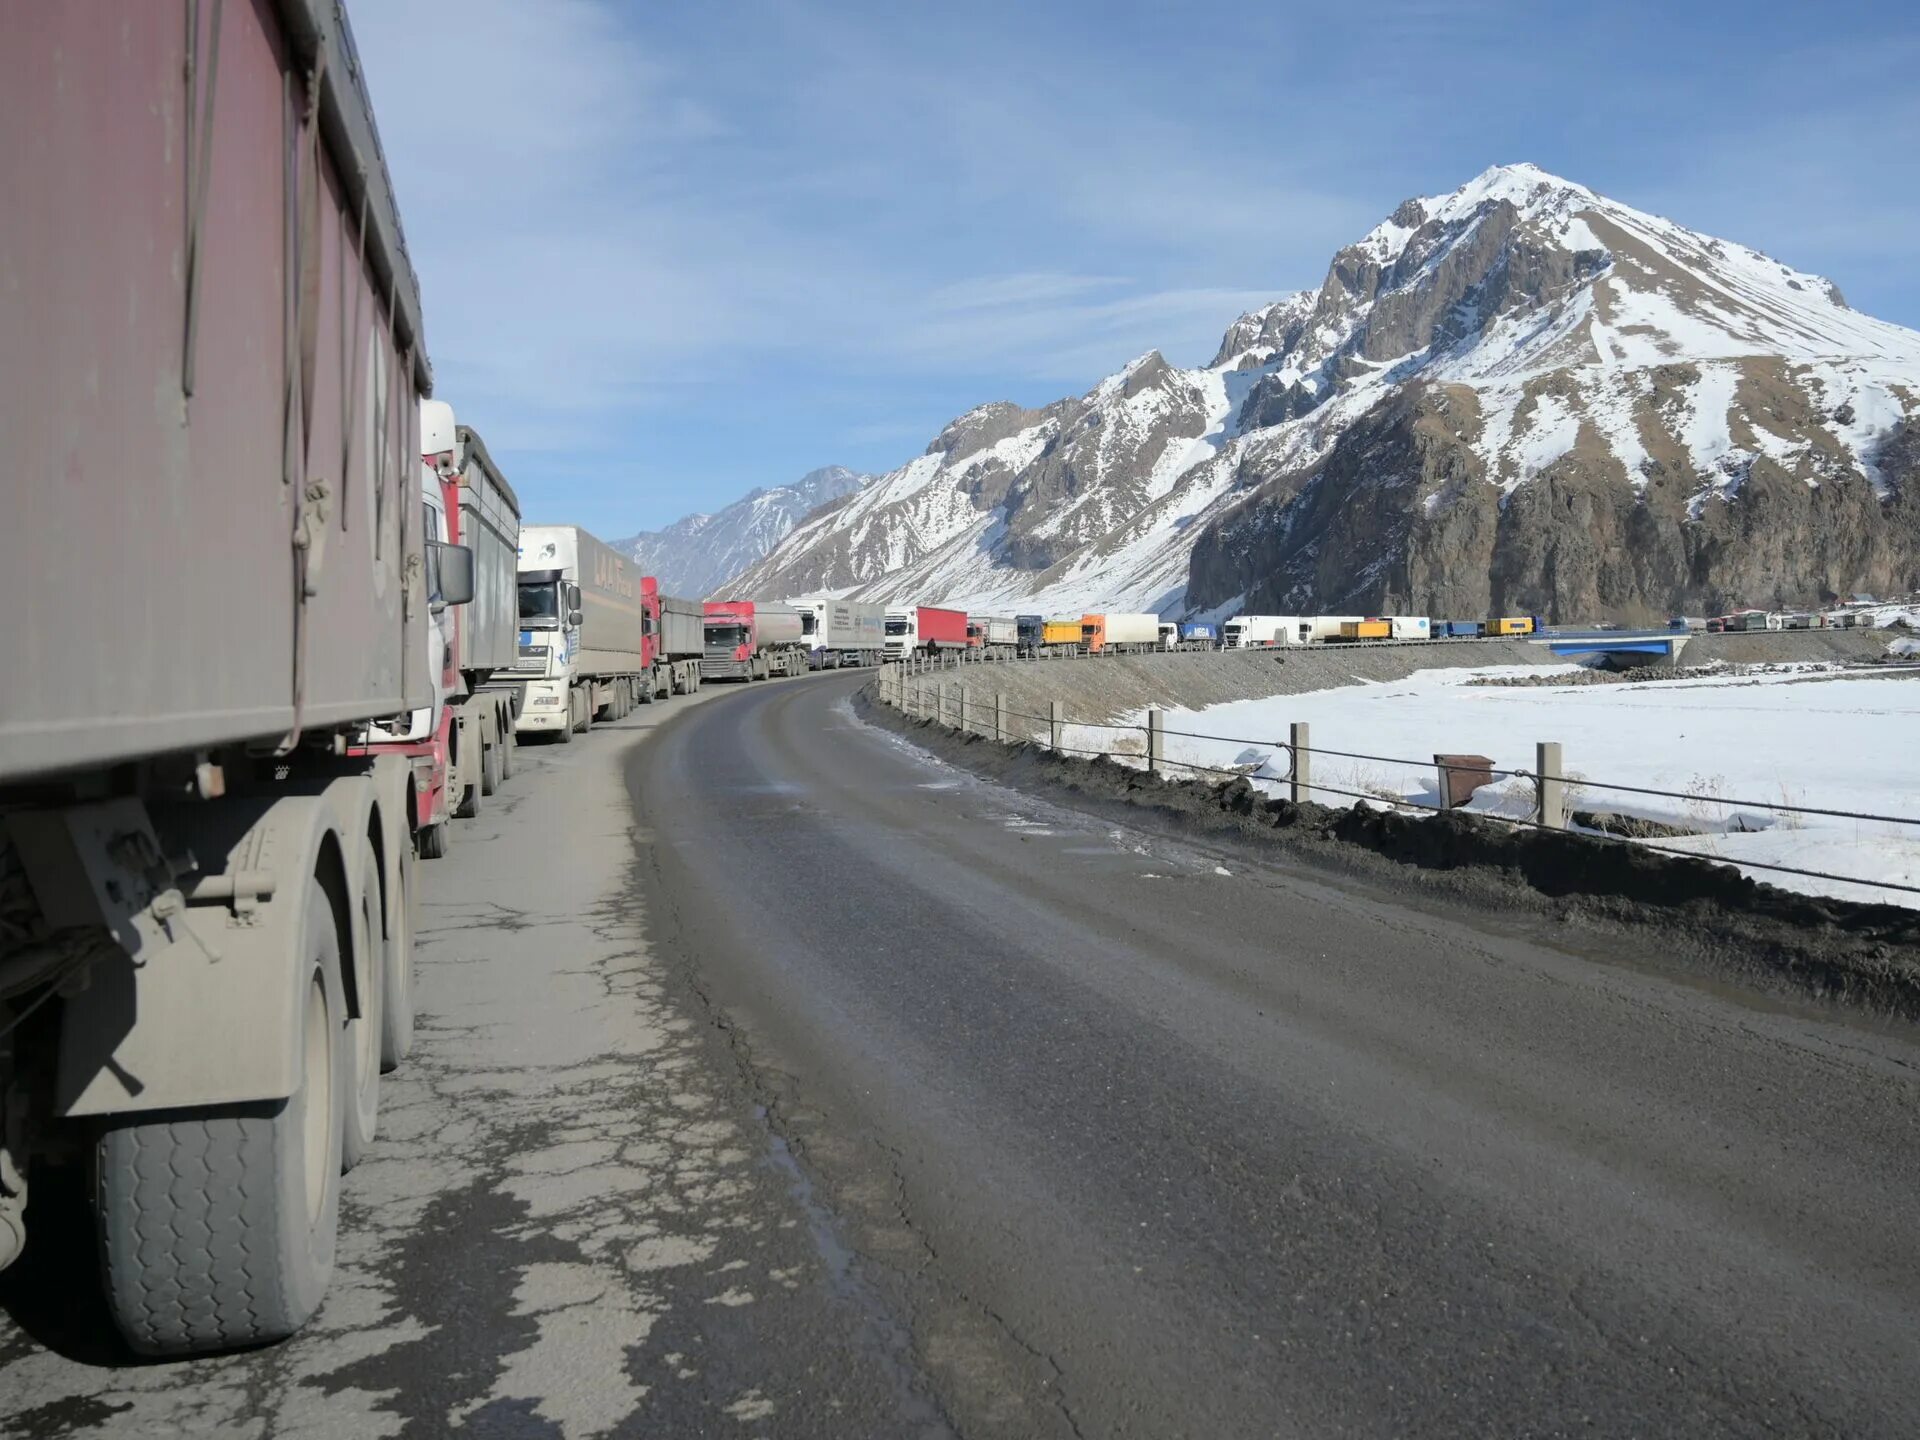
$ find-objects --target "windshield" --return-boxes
[801,613,818,635]
[518,579,560,627]
[884,619,910,636]
[705,624,747,647]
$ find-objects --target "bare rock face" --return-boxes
[733,163,1920,618]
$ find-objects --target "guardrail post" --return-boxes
[1147,709,1164,777]
[1049,699,1064,752]
[1537,741,1566,830]
[995,691,1007,743]
[1290,722,1311,805]
[961,685,973,735]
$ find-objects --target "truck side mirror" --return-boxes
[436,542,476,607]
[565,583,583,612]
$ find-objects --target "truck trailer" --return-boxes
[642,579,705,698]
[514,525,649,738]
[703,601,809,680]
[968,615,1019,660]
[883,606,970,659]
[791,596,886,668]
[0,0,441,1354]
[1082,613,1162,654]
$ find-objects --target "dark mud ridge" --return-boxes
[855,691,1920,1019]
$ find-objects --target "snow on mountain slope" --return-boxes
[731,164,1920,620]
[615,465,868,597]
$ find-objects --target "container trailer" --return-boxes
[1388,616,1431,640]
[1041,618,1085,652]
[1301,616,1365,643]
[643,579,706,698]
[514,524,651,738]
[1439,620,1485,638]
[790,596,885,668]
[703,601,809,680]
[1336,619,1393,641]
[883,606,970,659]
[1180,622,1220,648]
[0,0,441,1354]
[1489,616,1536,636]
[968,615,1019,660]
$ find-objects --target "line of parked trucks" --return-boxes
[0,2,879,1362]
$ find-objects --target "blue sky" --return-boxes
[352,0,1920,538]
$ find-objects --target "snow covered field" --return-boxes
[1073,664,1920,909]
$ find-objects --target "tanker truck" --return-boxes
[0,0,443,1354]
[513,525,649,739]
[702,601,810,681]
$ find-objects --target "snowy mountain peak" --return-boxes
[615,464,870,597]
[729,164,1920,622]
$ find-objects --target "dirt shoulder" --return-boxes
[855,689,1920,1021]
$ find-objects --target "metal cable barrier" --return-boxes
[879,676,1920,899]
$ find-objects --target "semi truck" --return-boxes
[514,525,649,739]
[1081,613,1162,655]
[369,402,523,840]
[968,616,1019,660]
[883,606,970,660]
[790,596,886,668]
[642,578,706,699]
[702,601,809,680]
[0,0,440,1354]
[1223,615,1300,648]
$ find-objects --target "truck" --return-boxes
[883,606,970,660]
[1223,615,1300,648]
[790,596,885,669]
[1181,622,1220,648]
[1439,620,1486,638]
[703,601,809,680]
[1489,615,1538,636]
[968,615,1019,660]
[1082,613,1162,655]
[0,0,442,1354]
[514,525,649,739]
[1017,614,1047,656]
[643,579,706,698]
[1388,616,1431,640]
[370,402,523,837]
[1301,615,1365,644]
[1336,619,1393,641]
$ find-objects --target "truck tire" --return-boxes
[418,821,449,860]
[577,692,593,734]
[496,702,516,779]
[481,736,502,796]
[381,841,415,1071]
[455,766,482,819]
[343,848,382,1169]
[94,878,344,1356]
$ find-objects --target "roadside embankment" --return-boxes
[854,689,1920,1018]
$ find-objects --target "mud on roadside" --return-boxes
[854,689,1920,1020]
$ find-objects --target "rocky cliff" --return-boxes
[733,165,1920,620]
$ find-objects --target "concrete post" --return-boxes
[1537,741,1566,830]
[1049,699,1064,752]
[1147,708,1164,777]
[1290,722,1311,805]
[961,685,973,735]
[995,692,1008,743]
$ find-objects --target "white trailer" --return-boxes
[0,0,438,1354]
[1095,613,1163,653]
[791,596,886,668]
[1388,616,1431,640]
[514,525,648,739]
[1223,615,1301,648]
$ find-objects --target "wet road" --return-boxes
[628,672,1920,1438]
[3,669,1917,1438]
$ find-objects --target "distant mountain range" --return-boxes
[724,163,1920,623]
[613,465,869,597]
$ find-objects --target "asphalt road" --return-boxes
[3,669,1917,1438]
[628,672,1920,1439]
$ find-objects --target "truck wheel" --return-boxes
[455,765,482,819]
[95,878,344,1356]
[418,821,449,860]
[577,693,593,734]
[381,841,415,1071]
[343,849,382,1170]
[482,737,503,796]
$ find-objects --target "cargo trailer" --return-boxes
[789,595,885,669]
[1489,616,1536,636]
[514,524,651,736]
[1301,616,1364,644]
[1083,613,1161,654]
[1388,616,1431,640]
[883,606,969,659]
[642,580,705,698]
[1042,618,1084,652]
[1336,619,1392,641]
[0,0,442,1354]
[968,615,1019,660]
[704,601,809,680]
[1439,620,1485,638]
[1180,622,1220,647]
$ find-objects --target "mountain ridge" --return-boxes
[615,464,869,597]
[728,164,1920,621]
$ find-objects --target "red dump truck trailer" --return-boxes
[0,0,442,1355]
[702,601,810,681]
[641,578,706,700]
